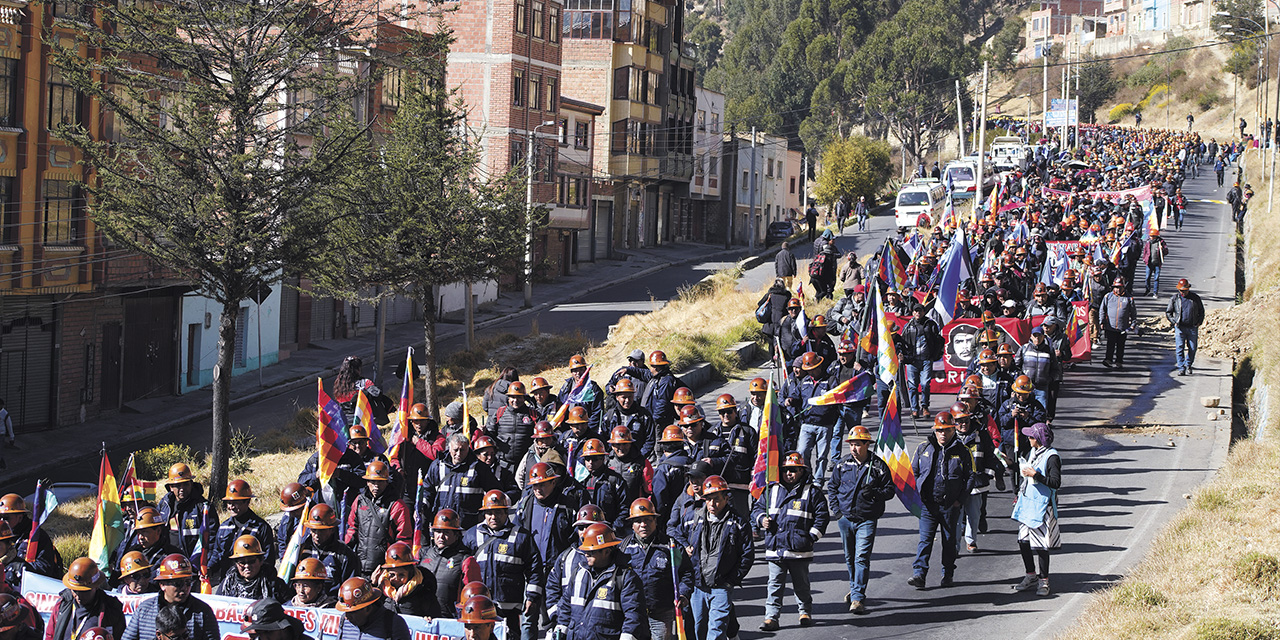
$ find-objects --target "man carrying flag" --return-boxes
[88,450,125,581]
[827,426,895,615]
[0,492,61,577]
[557,356,606,434]
[819,341,873,476]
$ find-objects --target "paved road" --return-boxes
[691,166,1235,638]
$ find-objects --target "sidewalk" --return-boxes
[0,241,755,490]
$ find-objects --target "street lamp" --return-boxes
[1216,11,1271,136]
[524,120,558,308]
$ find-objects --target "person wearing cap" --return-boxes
[298,504,361,596]
[442,401,479,438]
[1016,327,1058,412]
[900,304,943,420]
[551,523,647,640]
[46,558,125,640]
[515,422,569,490]
[676,476,753,640]
[622,351,685,430]
[344,460,411,575]
[1165,278,1205,376]
[1100,275,1136,369]
[798,315,837,371]
[472,437,518,503]
[605,350,649,409]
[120,554,219,640]
[605,427,652,505]
[290,558,337,608]
[274,483,310,561]
[829,285,866,338]
[744,378,770,433]
[787,352,839,482]
[601,379,657,461]
[665,460,712,549]
[621,499,692,640]
[751,453,828,630]
[1010,423,1061,597]
[907,413,973,590]
[558,356,607,435]
[112,508,180,583]
[1141,227,1168,298]
[543,504,605,630]
[0,499,60,579]
[463,490,543,638]
[529,378,563,423]
[423,434,501,529]
[240,598,306,640]
[207,480,276,583]
[952,403,998,553]
[577,439,630,530]
[650,427,693,531]
[417,509,480,616]
[459,595,501,640]
[486,381,538,476]
[215,535,289,601]
[114,552,156,595]
[334,577,411,640]
[370,543,440,618]
[827,426,894,614]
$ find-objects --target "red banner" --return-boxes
[933,310,1090,393]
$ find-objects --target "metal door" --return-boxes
[592,201,612,260]
[101,322,122,409]
[0,297,55,431]
[122,296,177,401]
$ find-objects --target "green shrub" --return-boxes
[1193,618,1280,640]
[1128,62,1166,88]
[1108,103,1135,123]
[135,443,195,480]
[1198,91,1222,112]
[1233,552,1280,595]
[229,428,256,476]
[1112,581,1169,608]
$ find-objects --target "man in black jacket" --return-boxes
[47,558,126,640]
[908,413,972,590]
[827,427,895,615]
[775,242,797,290]
[1166,278,1206,376]
[900,305,943,419]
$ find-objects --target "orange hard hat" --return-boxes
[671,387,696,405]
[306,504,339,529]
[1012,375,1034,394]
[964,374,983,390]
[336,577,381,612]
[459,595,500,624]
[155,554,194,581]
[293,557,329,582]
[981,310,995,322]
[223,479,253,502]
[229,535,266,559]
[432,509,463,531]
[568,355,588,370]
[0,495,24,515]
[409,403,431,420]
[62,557,106,591]
[526,462,560,486]
[506,381,528,397]
[978,349,997,364]
[134,507,165,530]
[648,351,670,366]
[980,329,1001,344]
[530,377,552,392]
[574,504,605,527]
[533,421,556,439]
[628,498,658,520]
[678,405,705,426]
[1177,278,1190,290]
[362,460,391,481]
[578,523,621,551]
[348,425,370,441]
[846,426,874,442]
[613,379,636,395]
[164,463,194,487]
[565,406,589,425]
[702,475,730,496]
[810,315,828,328]
[749,378,768,393]
[659,425,684,443]
[279,483,309,512]
[381,542,416,569]
[933,412,956,428]
[479,489,510,511]
[580,438,608,457]
[781,452,807,469]
[457,581,490,607]
[715,394,737,412]
[473,436,497,451]
[950,402,970,420]
[118,551,151,579]
[608,426,634,444]
[997,344,1014,356]
[801,352,824,371]
[786,297,802,309]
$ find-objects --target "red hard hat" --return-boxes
[526,462,560,486]
[432,509,462,531]
[702,475,729,496]
[715,394,737,412]
[648,351,670,366]
[574,504,605,527]
[223,479,253,502]
[533,421,556,439]
[671,388,696,405]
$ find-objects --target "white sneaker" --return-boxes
[1036,578,1051,596]
[1013,573,1038,592]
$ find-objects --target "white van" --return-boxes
[894,179,947,232]
[944,160,978,200]
[991,136,1028,172]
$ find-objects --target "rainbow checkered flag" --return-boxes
[355,390,388,454]
[749,377,781,500]
[875,384,923,518]
[317,379,350,485]
[277,499,312,581]
[873,278,900,386]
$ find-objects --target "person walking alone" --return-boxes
[1101,277,1136,370]
[1165,278,1205,376]
[827,427,895,614]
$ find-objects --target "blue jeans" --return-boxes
[960,492,984,546]
[913,502,961,578]
[796,422,834,481]
[1032,389,1049,411]
[904,361,932,412]
[1175,326,1199,370]
[691,586,732,640]
[1145,264,1161,294]
[837,517,877,601]
[648,607,675,640]
[765,559,813,619]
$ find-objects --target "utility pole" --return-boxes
[956,80,966,157]
[976,60,989,214]
[523,120,555,308]
[1074,36,1081,146]
[748,126,758,252]
[1042,51,1049,139]
[726,125,737,248]
[1060,48,1068,150]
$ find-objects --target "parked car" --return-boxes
[765,221,794,245]
[25,482,97,509]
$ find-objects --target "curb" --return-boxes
[0,246,754,488]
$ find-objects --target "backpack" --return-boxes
[755,295,772,324]
[808,253,827,278]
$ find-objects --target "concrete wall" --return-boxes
[179,285,282,393]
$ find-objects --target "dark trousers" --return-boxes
[1104,329,1127,365]
[913,502,961,578]
[808,220,816,242]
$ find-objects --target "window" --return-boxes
[48,66,81,129]
[708,157,718,188]
[790,176,796,194]
[546,78,557,112]
[287,87,317,130]
[0,59,17,128]
[511,140,525,170]
[52,0,84,19]
[549,6,561,42]
[529,75,541,111]
[533,2,544,38]
[0,177,14,244]
[565,0,614,39]
[697,110,705,131]
[559,118,569,145]
[742,170,748,189]
[710,113,719,134]
[513,70,525,106]
[43,179,81,245]
[517,0,527,33]
[766,158,774,178]
[382,67,405,108]
[574,121,589,149]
